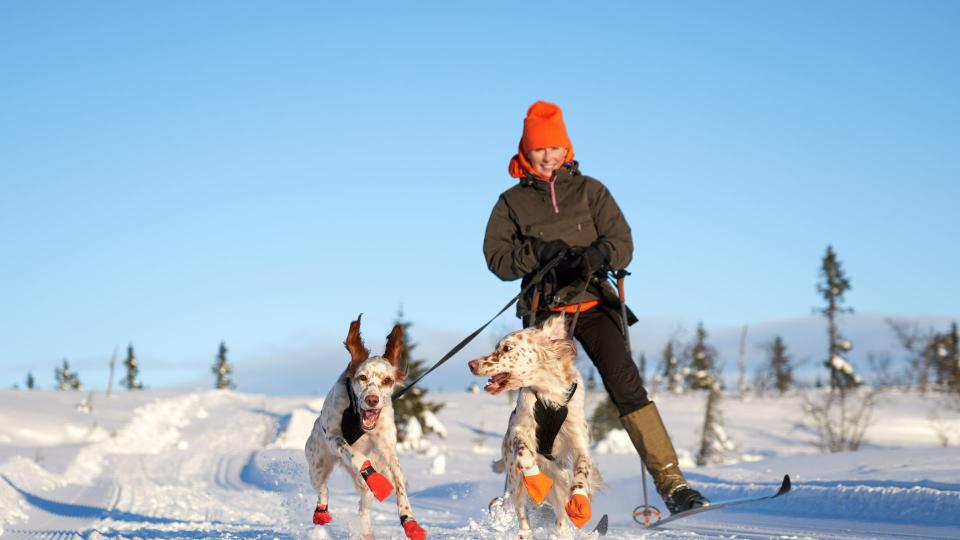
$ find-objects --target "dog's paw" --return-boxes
[521,466,553,505]
[312,504,332,525]
[564,491,591,528]
[402,518,426,540]
[359,460,394,501]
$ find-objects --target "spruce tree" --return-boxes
[65,361,81,390]
[686,322,719,391]
[767,336,794,395]
[817,245,860,389]
[212,341,235,390]
[123,344,143,390]
[660,341,681,393]
[948,322,960,393]
[55,359,82,390]
[695,374,735,466]
[26,372,34,390]
[929,322,960,393]
[589,395,621,442]
[391,309,444,442]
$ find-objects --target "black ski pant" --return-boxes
[526,306,650,416]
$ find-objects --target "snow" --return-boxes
[0,388,958,539]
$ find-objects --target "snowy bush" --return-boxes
[593,428,633,454]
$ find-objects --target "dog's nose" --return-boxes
[364,395,379,408]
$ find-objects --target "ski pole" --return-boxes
[616,271,657,526]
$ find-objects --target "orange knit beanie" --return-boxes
[508,101,575,179]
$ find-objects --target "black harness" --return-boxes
[534,382,578,460]
[341,378,365,445]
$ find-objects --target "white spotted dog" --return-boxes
[468,314,600,539]
[304,315,426,540]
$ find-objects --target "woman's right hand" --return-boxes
[533,238,570,265]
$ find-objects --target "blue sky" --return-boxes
[1,1,958,393]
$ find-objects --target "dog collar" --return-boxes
[533,381,578,460]
[341,378,365,445]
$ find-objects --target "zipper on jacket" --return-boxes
[547,178,559,214]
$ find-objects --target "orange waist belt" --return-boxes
[550,300,600,314]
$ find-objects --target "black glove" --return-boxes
[576,242,610,277]
[532,238,570,265]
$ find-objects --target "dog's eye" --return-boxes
[357,374,368,383]
[382,377,393,386]
[502,345,512,353]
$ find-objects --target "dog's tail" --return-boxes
[491,458,505,474]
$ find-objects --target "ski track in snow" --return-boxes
[0,389,958,539]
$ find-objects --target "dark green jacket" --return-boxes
[483,162,633,315]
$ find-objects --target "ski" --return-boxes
[592,514,608,536]
[643,475,791,529]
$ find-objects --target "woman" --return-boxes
[482,100,708,514]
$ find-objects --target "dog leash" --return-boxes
[391,250,569,400]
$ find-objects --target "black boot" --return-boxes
[665,486,710,515]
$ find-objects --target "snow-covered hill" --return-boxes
[1,388,958,539]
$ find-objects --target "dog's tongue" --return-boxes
[361,409,381,429]
[485,372,511,394]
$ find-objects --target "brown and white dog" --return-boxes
[305,315,426,540]
[468,314,600,539]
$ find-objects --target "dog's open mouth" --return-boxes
[360,408,381,430]
[484,372,512,394]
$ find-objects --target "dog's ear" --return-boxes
[344,314,370,365]
[540,314,568,341]
[383,324,405,374]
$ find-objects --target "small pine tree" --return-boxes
[55,362,65,390]
[26,372,34,390]
[817,245,860,389]
[686,322,719,391]
[212,341,235,390]
[695,375,735,465]
[660,340,682,393]
[929,322,960,393]
[391,309,444,442]
[767,336,794,395]
[948,322,960,394]
[589,395,621,442]
[55,359,82,390]
[123,344,143,390]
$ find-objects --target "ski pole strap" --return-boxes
[392,251,569,400]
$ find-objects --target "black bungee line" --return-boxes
[391,250,569,400]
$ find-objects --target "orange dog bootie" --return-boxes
[521,465,553,505]
[313,504,332,525]
[564,489,592,528]
[359,460,394,501]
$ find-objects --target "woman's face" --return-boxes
[526,146,567,179]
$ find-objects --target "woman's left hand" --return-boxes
[577,244,609,276]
